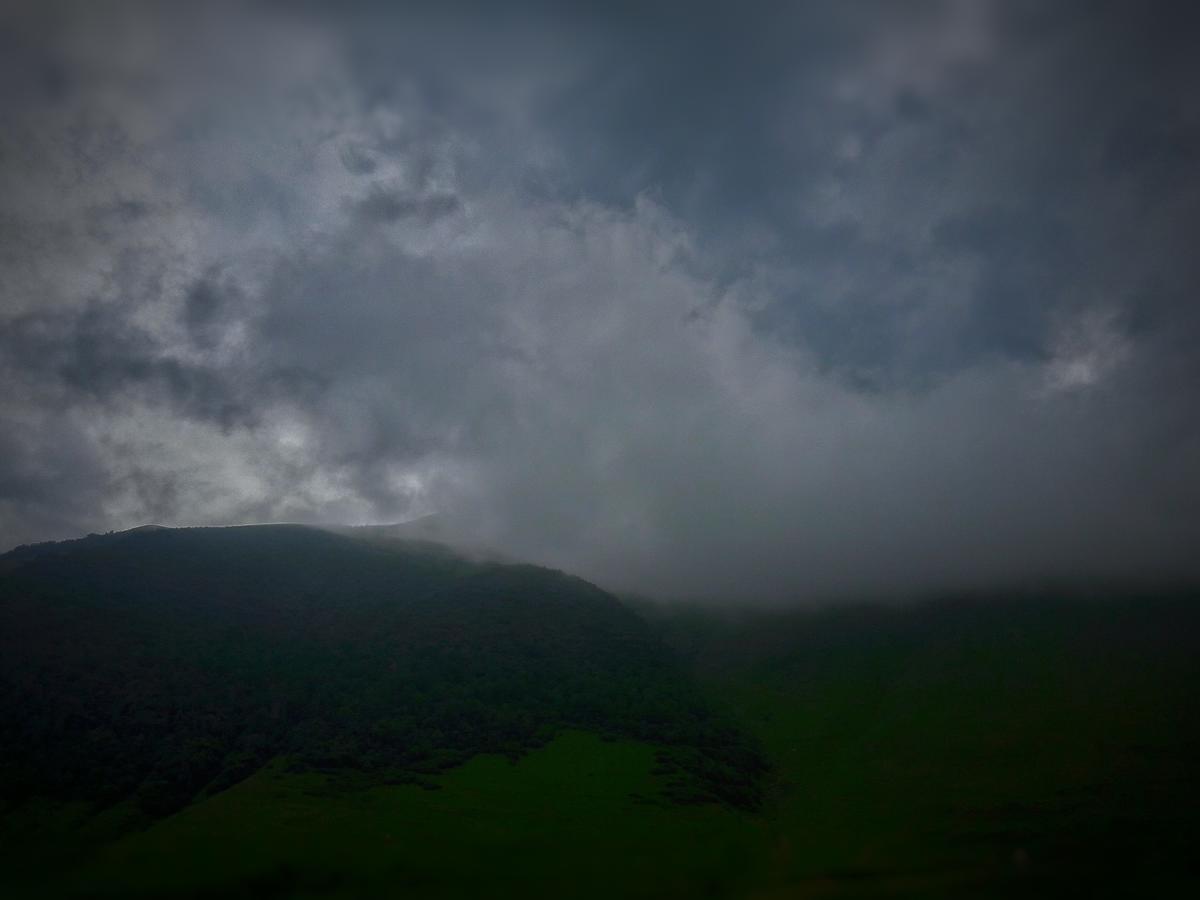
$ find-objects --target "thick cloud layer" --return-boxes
[1,1,1198,601]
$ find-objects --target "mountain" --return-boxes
[4,527,1198,898]
[0,525,765,821]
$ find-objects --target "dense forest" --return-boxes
[0,525,765,819]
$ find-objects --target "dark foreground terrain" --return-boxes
[1,526,1197,897]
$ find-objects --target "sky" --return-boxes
[1,0,1198,603]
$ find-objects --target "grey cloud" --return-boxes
[0,1,1198,602]
[339,142,379,175]
[932,206,1078,362]
[0,410,116,547]
[183,273,244,350]
[353,186,463,224]
[0,301,247,428]
[1104,109,1200,178]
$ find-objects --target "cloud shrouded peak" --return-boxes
[1,1,1198,602]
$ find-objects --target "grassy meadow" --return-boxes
[5,731,766,899]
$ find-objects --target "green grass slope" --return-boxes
[661,592,1200,897]
[9,732,767,900]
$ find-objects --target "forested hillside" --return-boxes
[0,526,764,820]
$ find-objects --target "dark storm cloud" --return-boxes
[339,143,379,176]
[931,205,1076,361]
[0,420,114,545]
[522,0,1200,383]
[352,186,462,225]
[1,0,1198,601]
[183,278,226,340]
[0,301,253,429]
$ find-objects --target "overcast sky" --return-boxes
[1,1,1198,602]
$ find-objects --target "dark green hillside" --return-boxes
[0,525,764,823]
[655,592,1200,896]
[4,531,1198,898]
